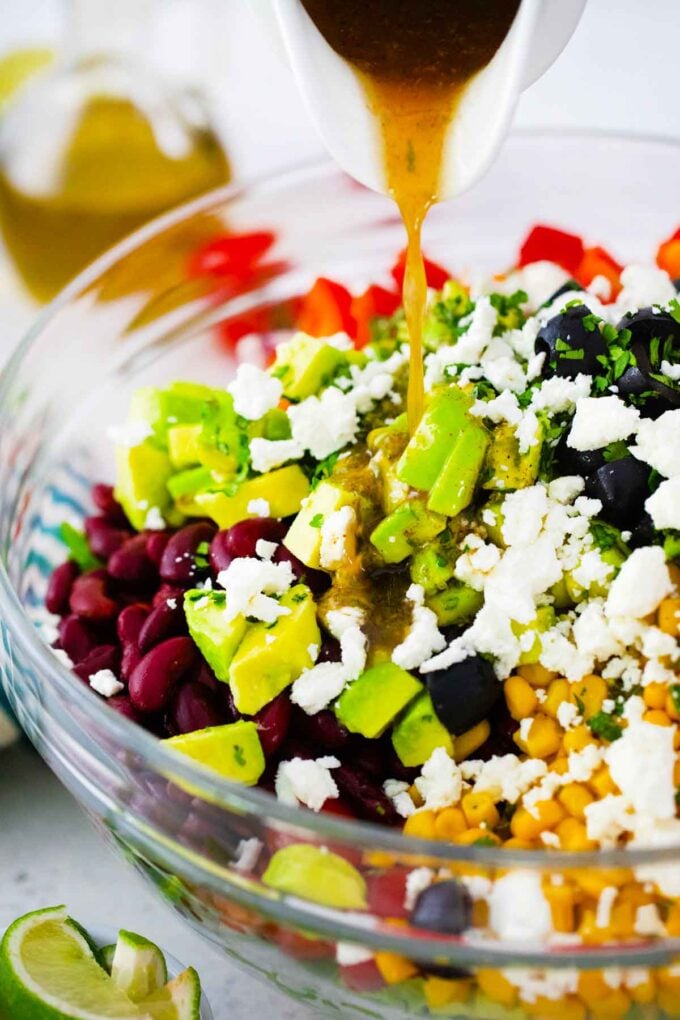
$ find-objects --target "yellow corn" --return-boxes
[589,989,631,1019]
[423,976,471,1008]
[503,836,536,850]
[658,597,680,636]
[578,970,611,1002]
[374,951,418,985]
[477,969,517,1007]
[543,881,576,932]
[644,681,668,709]
[575,868,632,898]
[629,973,655,1004]
[543,678,571,718]
[657,965,680,992]
[510,800,566,841]
[504,674,538,720]
[524,996,585,1020]
[666,903,680,936]
[658,988,680,1018]
[571,674,608,718]
[558,782,594,821]
[524,714,562,758]
[556,816,597,851]
[434,807,467,840]
[589,765,619,799]
[563,723,593,753]
[551,755,570,774]
[455,827,501,846]
[403,810,437,839]
[643,708,671,727]
[461,792,500,830]
[454,720,490,762]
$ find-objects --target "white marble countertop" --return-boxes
[1,1,680,1017]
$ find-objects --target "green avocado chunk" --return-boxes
[195,465,310,529]
[426,581,484,627]
[370,500,446,564]
[263,844,367,909]
[130,381,222,447]
[427,421,491,517]
[284,480,356,569]
[409,530,457,594]
[114,440,173,531]
[165,720,265,785]
[511,605,557,665]
[397,387,473,490]
[392,691,454,767]
[228,584,320,715]
[167,423,203,469]
[482,421,543,491]
[272,332,347,400]
[335,662,422,739]
[184,590,247,681]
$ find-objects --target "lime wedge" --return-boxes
[0,48,53,110]
[0,906,145,1019]
[99,944,116,974]
[110,931,168,1004]
[141,968,201,1020]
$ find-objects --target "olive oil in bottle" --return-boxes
[0,0,231,302]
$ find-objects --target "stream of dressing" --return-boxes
[299,0,521,431]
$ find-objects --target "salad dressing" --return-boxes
[299,0,520,431]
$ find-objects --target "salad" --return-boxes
[44,223,680,1015]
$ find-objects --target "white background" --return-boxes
[1,2,679,1018]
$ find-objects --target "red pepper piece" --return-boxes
[340,959,386,992]
[391,249,449,290]
[297,276,355,337]
[518,224,585,274]
[575,245,623,300]
[656,226,680,279]
[188,230,276,282]
[350,284,401,349]
[366,868,410,920]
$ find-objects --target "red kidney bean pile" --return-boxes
[46,483,416,824]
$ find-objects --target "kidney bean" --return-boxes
[58,615,100,664]
[84,516,132,559]
[46,560,79,615]
[194,659,220,693]
[217,683,242,722]
[121,642,143,682]
[334,764,400,826]
[276,737,315,762]
[91,483,127,523]
[69,573,118,622]
[160,522,216,585]
[211,518,289,573]
[116,603,149,645]
[145,530,171,567]
[108,534,157,585]
[108,694,143,723]
[138,598,187,654]
[129,636,198,712]
[170,681,226,734]
[273,546,330,597]
[208,531,234,575]
[73,644,121,682]
[152,584,185,609]
[346,737,385,779]
[292,707,349,750]
[255,694,292,757]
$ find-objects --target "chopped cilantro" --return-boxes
[602,440,629,463]
[670,686,680,718]
[582,313,599,333]
[589,712,623,742]
[310,450,340,489]
[473,836,498,848]
[59,522,102,572]
[309,513,324,529]
[574,694,586,716]
[233,744,246,768]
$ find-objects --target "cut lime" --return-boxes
[0,906,145,1019]
[141,968,201,1020]
[99,944,116,974]
[110,931,167,1003]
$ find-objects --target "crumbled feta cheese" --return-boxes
[488,872,553,942]
[288,387,359,460]
[572,600,624,663]
[232,837,263,873]
[107,421,153,448]
[247,498,270,518]
[585,795,633,848]
[217,557,294,623]
[290,662,348,715]
[449,295,497,364]
[228,363,283,420]
[634,904,666,937]
[516,409,541,454]
[255,538,278,560]
[249,437,303,474]
[501,486,549,547]
[143,506,166,530]
[570,549,614,592]
[645,476,680,530]
[415,748,462,810]
[275,755,340,812]
[530,374,591,415]
[469,755,548,805]
[566,744,604,783]
[615,264,676,314]
[661,359,680,382]
[547,475,585,504]
[501,968,579,1005]
[632,817,680,897]
[89,669,124,698]
[557,701,582,730]
[319,505,356,571]
[606,696,676,820]
[470,390,521,425]
[383,779,415,819]
[595,886,618,930]
[567,396,640,452]
[630,409,680,478]
[392,584,446,670]
[336,943,374,967]
[605,547,673,619]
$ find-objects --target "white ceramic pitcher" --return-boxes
[254,0,587,200]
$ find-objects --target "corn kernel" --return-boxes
[544,882,576,932]
[558,782,594,821]
[374,951,418,985]
[504,675,538,720]
[461,792,500,830]
[658,989,680,1018]
[543,678,571,718]
[454,720,490,762]
[629,974,655,1004]
[408,783,424,808]
[477,969,517,1007]
[517,663,555,687]
[563,723,593,753]
[434,807,467,840]
[403,810,437,839]
[571,674,608,718]
[524,996,585,1019]
[455,827,501,846]
[423,976,471,1008]
[575,868,632,898]
[589,765,619,799]
[551,755,570,774]
[525,714,562,759]
[658,965,680,992]
[643,708,671,727]
[556,817,597,851]
[502,837,536,850]
[589,989,630,1019]
[644,681,668,709]
[658,597,680,636]
[510,801,566,841]
[666,903,680,937]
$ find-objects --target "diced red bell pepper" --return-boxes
[297,277,355,338]
[575,245,623,300]
[350,284,401,349]
[340,959,386,992]
[656,226,680,279]
[366,868,410,920]
[219,296,302,351]
[391,249,449,291]
[188,230,276,282]
[518,224,585,274]
[271,927,335,961]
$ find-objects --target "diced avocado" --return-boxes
[283,480,356,569]
[427,581,483,627]
[335,662,422,739]
[427,422,491,517]
[195,465,310,529]
[114,440,173,531]
[249,407,291,441]
[263,844,367,910]
[168,423,203,468]
[482,421,543,491]
[228,584,320,715]
[168,466,215,500]
[367,417,410,513]
[511,606,557,664]
[480,495,506,547]
[370,499,446,564]
[397,387,473,491]
[198,393,248,476]
[130,381,222,446]
[184,590,247,681]
[272,332,347,400]
[410,530,457,594]
[392,692,454,767]
[549,576,573,610]
[165,720,265,785]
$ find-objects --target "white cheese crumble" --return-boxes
[247,498,270,518]
[645,475,680,530]
[336,943,374,967]
[606,696,676,821]
[567,395,640,452]
[143,506,166,530]
[291,606,366,714]
[529,374,591,415]
[383,779,416,819]
[89,669,124,698]
[228,363,283,420]
[415,748,463,811]
[488,872,553,942]
[605,546,673,619]
[217,557,294,624]
[249,437,304,474]
[255,538,278,561]
[391,583,446,670]
[614,264,676,314]
[630,409,680,478]
[288,386,359,460]
[232,837,264,873]
[319,505,357,571]
[275,755,340,812]
[404,867,435,910]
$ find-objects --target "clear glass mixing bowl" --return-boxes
[2,132,680,1019]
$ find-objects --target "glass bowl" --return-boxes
[2,132,680,1019]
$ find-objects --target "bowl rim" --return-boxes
[4,128,680,870]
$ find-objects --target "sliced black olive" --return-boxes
[584,457,652,529]
[617,307,679,347]
[541,279,583,309]
[426,654,500,736]
[411,880,473,935]
[554,433,606,476]
[535,304,607,378]
[616,308,680,416]
[628,510,656,549]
